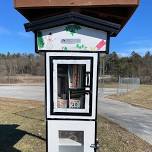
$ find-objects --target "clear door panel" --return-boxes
[57,64,86,109]
[52,58,92,115]
[48,120,95,152]
[59,131,84,152]
[46,52,98,119]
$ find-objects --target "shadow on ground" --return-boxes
[0,124,24,152]
[0,124,45,152]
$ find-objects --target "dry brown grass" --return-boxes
[0,75,44,84]
[0,98,151,151]
[98,82,118,88]
[0,98,45,152]
[109,85,152,110]
[98,116,152,152]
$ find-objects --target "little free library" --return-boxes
[14,0,139,152]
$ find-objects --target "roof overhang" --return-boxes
[25,12,121,36]
[14,0,139,36]
[14,0,139,8]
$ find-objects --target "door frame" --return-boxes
[50,56,93,115]
[45,52,99,120]
[47,120,96,152]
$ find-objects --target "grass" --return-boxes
[0,98,151,151]
[108,85,152,110]
[98,116,152,152]
[98,82,118,88]
[0,97,45,152]
[0,75,44,84]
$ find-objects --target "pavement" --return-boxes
[101,88,130,97]
[0,84,151,145]
[0,84,44,101]
[98,88,152,145]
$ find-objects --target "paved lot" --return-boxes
[98,88,152,145]
[0,85,151,145]
[0,84,44,101]
[101,88,129,97]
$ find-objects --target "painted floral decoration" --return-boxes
[65,24,81,36]
[37,31,44,49]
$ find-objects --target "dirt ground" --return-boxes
[0,98,151,152]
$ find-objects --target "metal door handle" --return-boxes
[90,139,100,149]
[90,144,100,149]
[86,72,90,87]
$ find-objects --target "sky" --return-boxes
[0,0,152,56]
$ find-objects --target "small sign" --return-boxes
[61,39,81,44]
[37,24,108,52]
[69,99,81,109]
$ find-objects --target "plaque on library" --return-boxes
[37,24,108,52]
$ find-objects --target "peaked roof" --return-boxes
[14,0,139,36]
[25,12,121,36]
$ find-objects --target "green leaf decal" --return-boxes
[37,31,44,49]
[76,43,87,50]
[65,24,81,36]
[62,46,68,50]
[64,47,68,50]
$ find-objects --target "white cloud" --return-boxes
[130,47,152,54]
[117,47,152,57]
[126,39,152,45]
[116,38,152,56]
[0,26,11,35]
[17,31,32,38]
[117,52,131,57]
[125,39,152,48]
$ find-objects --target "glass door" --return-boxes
[59,130,84,152]
[46,52,98,119]
[51,57,93,115]
[57,64,87,109]
[48,120,95,152]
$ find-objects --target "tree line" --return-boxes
[0,51,151,84]
[0,52,44,77]
[102,51,152,84]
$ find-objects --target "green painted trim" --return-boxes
[37,31,44,49]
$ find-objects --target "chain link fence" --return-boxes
[117,77,140,95]
[98,57,140,96]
